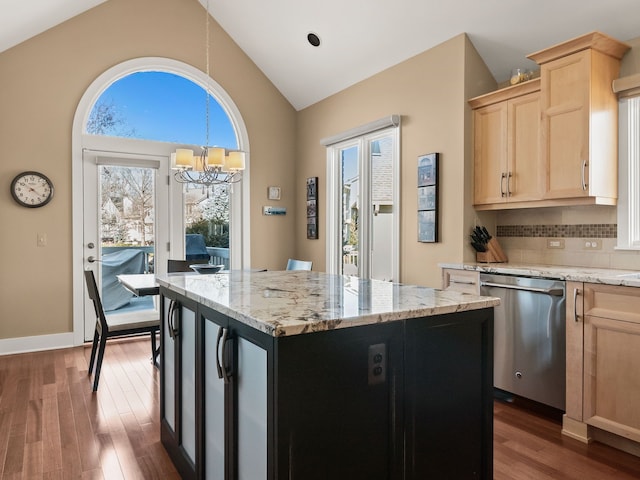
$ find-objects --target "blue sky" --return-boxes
[92,71,238,148]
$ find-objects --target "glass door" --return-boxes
[82,150,169,340]
[334,127,398,281]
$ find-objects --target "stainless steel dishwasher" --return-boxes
[480,273,566,410]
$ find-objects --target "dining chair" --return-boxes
[168,259,209,273]
[84,270,160,391]
[286,258,313,271]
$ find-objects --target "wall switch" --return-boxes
[368,343,386,386]
[546,239,565,249]
[583,239,602,250]
[37,233,47,247]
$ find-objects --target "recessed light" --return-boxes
[307,32,321,47]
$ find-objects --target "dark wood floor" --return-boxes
[1,337,640,479]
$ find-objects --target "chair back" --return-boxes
[168,259,209,273]
[286,259,313,271]
[84,270,108,333]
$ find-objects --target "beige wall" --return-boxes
[296,34,496,288]
[0,0,297,340]
[495,35,640,270]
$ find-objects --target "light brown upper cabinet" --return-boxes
[529,32,629,205]
[470,32,630,210]
[471,81,542,207]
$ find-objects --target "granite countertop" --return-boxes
[439,262,640,287]
[156,270,500,337]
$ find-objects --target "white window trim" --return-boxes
[616,96,640,251]
[323,115,401,280]
[71,57,251,345]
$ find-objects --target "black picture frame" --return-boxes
[306,177,318,239]
[417,153,439,243]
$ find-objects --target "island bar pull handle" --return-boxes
[581,160,589,191]
[573,288,581,322]
[168,300,175,339]
[500,172,506,197]
[220,327,232,384]
[168,300,179,338]
[215,326,224,379]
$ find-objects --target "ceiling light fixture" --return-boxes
[171,0,245,186]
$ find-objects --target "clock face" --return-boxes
[10,171,54,208]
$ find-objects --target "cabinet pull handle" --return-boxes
[573,288,580,322]
[215,326,224,379]
[169,300,179,338]
[507,172,513,197]
[500,173,506,197]
[450,279,476,285]
[581,160,588,191]
[220,328,231,384]
[168,300,175,339]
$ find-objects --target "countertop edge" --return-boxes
[439,262,640,287]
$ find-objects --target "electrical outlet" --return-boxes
[368,343,386,385]
[546,239,565,249]
[583,239,602,250]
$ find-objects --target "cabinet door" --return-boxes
[180,304,197,464]
[162,295,177,432]
[508,91,542,202]
[474,102,508,205]
[541,51,590,199]
[236,336,268,480]
[565,281,584,422]
[405,310,493,479]
[583,284,640,443]
[203,313,228,480]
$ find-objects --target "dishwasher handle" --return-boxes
[480,281,564,296]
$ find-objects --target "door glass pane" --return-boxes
[341,146,359,276]
[99,165,156,312]
[184,184,231,268]
[370,136,394,281]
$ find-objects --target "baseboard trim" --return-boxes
[0,332,76,356]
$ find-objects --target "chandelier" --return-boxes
[171,0,245,186]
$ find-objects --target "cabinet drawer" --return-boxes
[584,283,640,324]
[442,269,480,295]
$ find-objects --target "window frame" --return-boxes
[617,95,640,250]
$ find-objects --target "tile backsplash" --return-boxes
[493,206,640,270]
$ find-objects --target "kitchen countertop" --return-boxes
[156,270,500,337]
[440,262,640,287]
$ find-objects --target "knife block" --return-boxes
[476,238,508,263]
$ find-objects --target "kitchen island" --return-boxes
[157,270,499,479]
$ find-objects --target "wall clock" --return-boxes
[10,171,54,208]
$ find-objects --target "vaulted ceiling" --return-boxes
[2,0,640,110]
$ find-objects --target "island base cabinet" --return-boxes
[275,323,404,479]
[275,310,494,479]
[160,286,494,479]
[405,310,493,479]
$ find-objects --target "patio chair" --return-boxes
[286,259,313,271]
[84,269,160,391]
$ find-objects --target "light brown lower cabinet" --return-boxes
[564,282,640,455]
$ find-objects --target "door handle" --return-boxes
[87,255,101,263]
